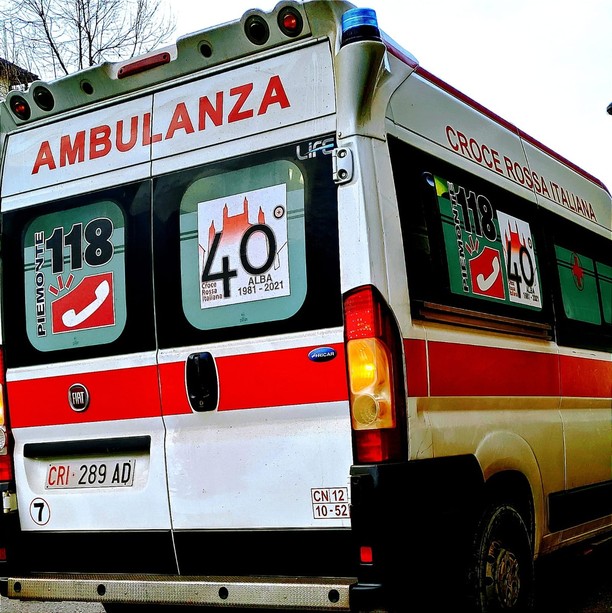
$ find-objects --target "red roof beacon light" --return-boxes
[10,95,31,120]
[117,52,171,79]
[278,7,303,37]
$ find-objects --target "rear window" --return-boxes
[152,137,341,349]
[2,181,155,368]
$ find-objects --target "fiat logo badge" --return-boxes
[68,383,90,412]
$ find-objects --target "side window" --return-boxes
[555,246,600,325]
[598,262,612,324]
[389,136,551,336]
[549,215,612,351]
[434,176,542,311]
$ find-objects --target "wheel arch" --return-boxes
[474,431,544,555]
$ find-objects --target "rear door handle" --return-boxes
[185,352,219,412]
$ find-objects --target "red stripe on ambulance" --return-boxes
[7,364,161,428]
[7,342,608,429]
[160,343,350,416]
[559,353,612,398]
[427,341,610,398]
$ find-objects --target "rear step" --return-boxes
[6,574,355,610]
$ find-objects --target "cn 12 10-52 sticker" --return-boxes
[24,201,127,351]
[434,175,542,310]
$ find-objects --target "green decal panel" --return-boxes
[435,176,542,310]
[180,160,307,330]
[24,202,127,351]
[597,262,612,324]
[555,246,601,325]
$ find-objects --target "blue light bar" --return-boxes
[340,7,381,46]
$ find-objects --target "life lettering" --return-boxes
[31,75,290,174]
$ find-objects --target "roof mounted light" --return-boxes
[10,95,31,120]
[245,14,270,45]
[278,6,303,37]
[340,7,381,47]
[117,51,171,79]
[33,86,54,111]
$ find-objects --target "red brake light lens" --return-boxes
[360,545,373,564]
[10,96,31,120]
[278,7,303,37]
[344,286,407,464]
[344,288,384,340]
[117,52,171,79]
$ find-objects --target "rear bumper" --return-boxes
[4,574,357,610]
[1,457,484,610]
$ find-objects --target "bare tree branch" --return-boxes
[0,0,175,79]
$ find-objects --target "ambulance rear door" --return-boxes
[1,95,174,568]
[150,42,354,572]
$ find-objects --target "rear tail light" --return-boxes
[117,51,171,79]
[10,95,31,121]
[244,14,270,45]
[277,7,303,37]
[344,286,407,463]
[0,348,13,482]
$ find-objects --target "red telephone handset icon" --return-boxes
[468,246,506,300]
[61,280,110,328]
[475,256,500,292]
[51,273,115,334]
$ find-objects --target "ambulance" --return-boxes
[0,1,610,611]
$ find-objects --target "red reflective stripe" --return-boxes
[559,353,612,398]
[7,365,161,428]
[218,344,348,410]
[426,342,610,399]
[158,361,189,416]
[403,339,428,397]
[8,342,608,429]
[160,343,349,415]
[428,342,559,397]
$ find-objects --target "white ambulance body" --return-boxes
[0,2,610,612]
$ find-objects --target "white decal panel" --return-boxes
[197,184,290,309]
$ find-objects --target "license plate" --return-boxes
[46,459,135,489]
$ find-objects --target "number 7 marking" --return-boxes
[29,497,51,525]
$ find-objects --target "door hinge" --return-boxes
[333,147,353,184]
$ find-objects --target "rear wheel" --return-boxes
[468,503,534,612]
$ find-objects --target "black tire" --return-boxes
[468,503,535,613]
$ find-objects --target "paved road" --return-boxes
[1,540,611,612]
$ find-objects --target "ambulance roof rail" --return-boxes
[0,0,326,128]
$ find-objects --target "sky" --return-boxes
[169,0,612,192]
